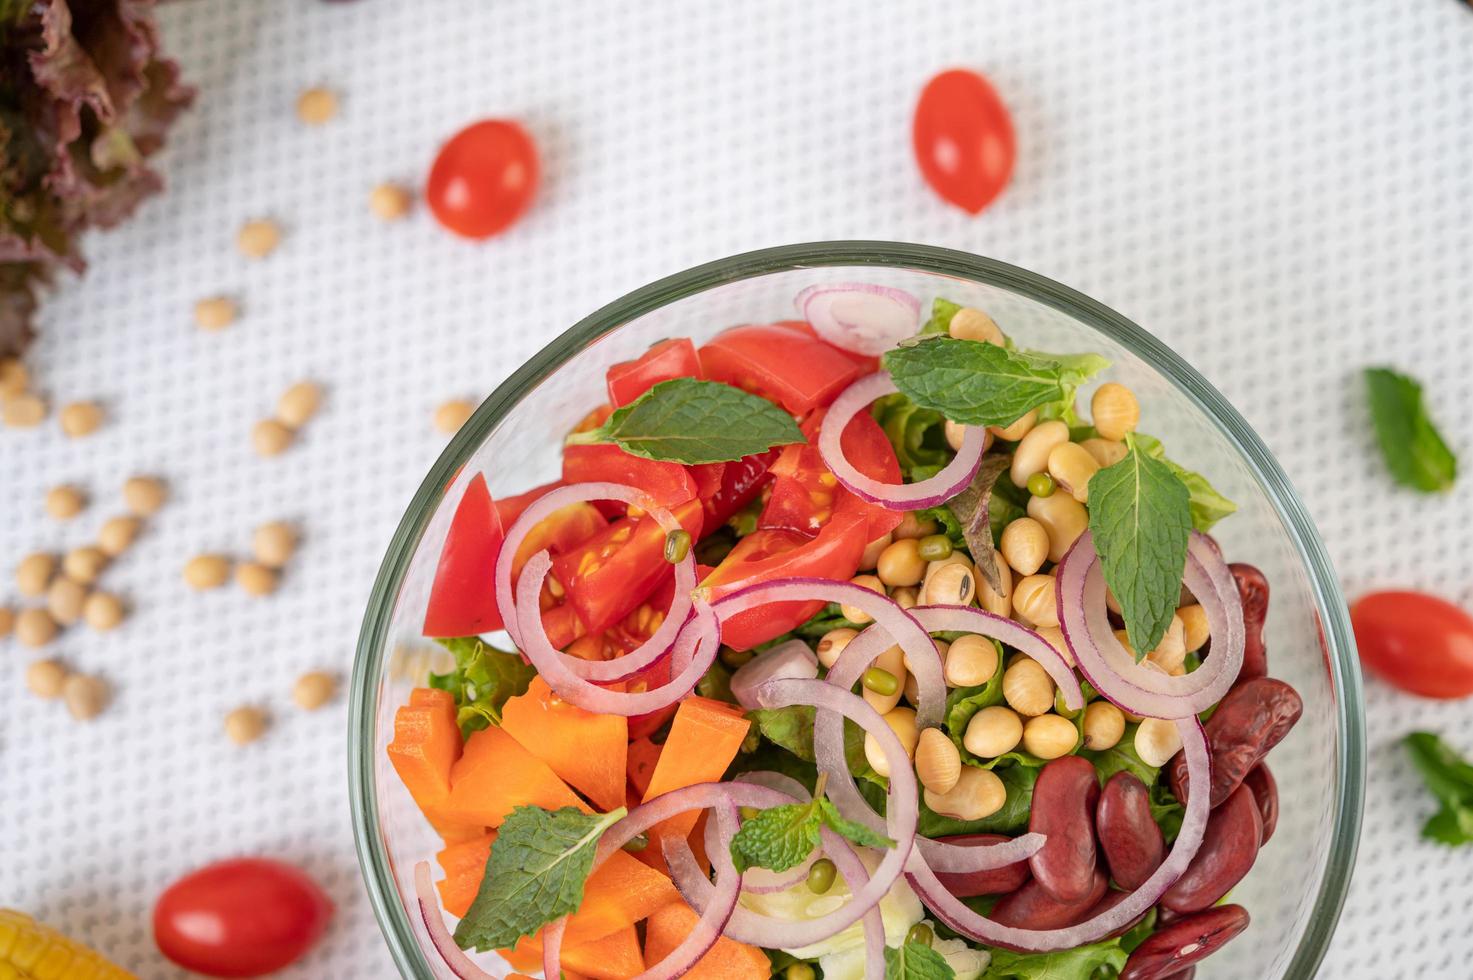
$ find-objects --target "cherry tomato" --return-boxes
[423,473,505,637]
[1352,590,1473,698]
[154,858,333,978]
[426,119,538,239]
[913,68,1016,215]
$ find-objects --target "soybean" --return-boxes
[1000,518,1049,577]
[840,574,885,623]
[1011,420,1070,486]
[924,766,1006,821]
[816,627,859,668]
[876,538,927,587]
[1022,714,1078,760]
[944,634,999,688]
[1091,383,1140,441]
[963,705,1023,758]
[1046,441,1099,503]
[1003,658,1055,717]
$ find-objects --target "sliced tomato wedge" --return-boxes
[762,407,903,540]
[697,323,866,415]
[494,479,563,528]
[423,473,505,637]
[503,502,607,580]
[701,449,781,527]
[606,338,703,407]
[773,319,881,374]
[562,443,698,509]
[552,500,704,635]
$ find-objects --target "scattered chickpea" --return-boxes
[194,296,237,331]
[58,401,104,438]
[0,356,26,396]
[63,673,108,720]
[924,765,1006,821]
[236,219,282,259]
[253,521,297,568]
[999,518,1049,577]
[253,418,294,457]
[45,484,86,520]
[123,475,167,515]
[2,392,46,427]
[1027,491,1090,563]
[944,634,999,688]
[921,556,976,607]
[1135,717,1184,767]
[1046,442,1100,504]
[948,307,1005,345]
[891,586,919,610]
[977,553,1013,618]
[25,659,67,699]
[62,545,107,585]
[369,183,412,221]
[1080,438,1128,468]
[16,608,58,648]
[1010,420,1070,487]
[184,554,232,590]
[434,399,475,434]
[1022,714,1079,759]
[862,643,907,715]
[98,515,142,557]
[45,576,88,626]
[840,574,885,624]
[863,706,919,777]
[276,381,322,429]
[914,726,962,795]
[225,706,268,745]
[1002,658,1055,717]
[82,591,125,631]
[892,512,939,541]
[296,86,338,124]
[989,408,1037,443]
[816,627,859,669]
[1178,603,1210,652]
[293,671,336,710]
[963,705,1023,758]
[858,532,892,571]
[1012,574,1060,629]
[1082,702,1126,750]
[236,561,279,597]
[876,538,927,588]
[16,552,57,597]
[1091,383,1140,442]
[0,605,12,638]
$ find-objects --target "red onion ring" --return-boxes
[517,553,719,715]
[730,638,819,711]
[1057,531,1243,719]
[495,481,695,682]
[411,861,497,980]
[818,374,988,509]
[905,717,1211,952]
[795,282,922,356]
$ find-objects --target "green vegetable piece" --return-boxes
[1026,472,1055,498]
[1365,367,1457,493]
[429,636,537,738]
[1404,731,1473,846]
[919,297,963,336]
[1028,350,1111,427]
[664,528,691,563]
[882,336,1075,428]
[883,941,956,979]
[917,533,953,562]
[785,963,817,980]
[805,857,837,894]
[906,923,935,948]
[729,776,895,873]
[566,377,804,464]
[453,805,626,952]
[747,702,883,785]
[720,646,756,670]
[985,937,1128,979]
[862,666,900,696]
[1086,434,1192,657]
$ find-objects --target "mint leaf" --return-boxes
[1133,434,1237,531]
[1086,435,1192,657]
[729,787,895,872]
[1404,731,1473,846]
[454,805,626,951]
[568,377,803,464]
[431,636,537,738]
[882,337,1071,428]
[1365,368,1457,493]
[817,798,896,850]
[985,938,1127,979]
[1030,350,1111,427]
[919,297,963,336]
[885,942,956,979]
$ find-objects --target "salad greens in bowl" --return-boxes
[350,242,1363,980]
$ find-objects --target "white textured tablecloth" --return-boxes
[3,0,1471,976]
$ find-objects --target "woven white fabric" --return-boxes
[2,0,1470,976]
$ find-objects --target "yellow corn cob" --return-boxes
[0,911,135,980]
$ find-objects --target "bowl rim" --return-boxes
[349,240,1365,979]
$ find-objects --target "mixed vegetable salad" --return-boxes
[386,284,1304,980]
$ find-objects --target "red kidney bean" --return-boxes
[1243,764,1279,845]
[931,834,1031,897]
[1160,785,1262,914]
[1027,756,1101,903]
[1096,771,1165,890]
[1082,887,1148,939]
[1169,676,1303,807]
[1228,562,1269,680]
[989,870,1107,930]
[1120,904,1250,980]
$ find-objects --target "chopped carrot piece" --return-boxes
[639,696,749,872]
[435,831,496,918]
[502,677,628,811]
[387,688,480,837]
[626,736,663,797]
[506,925,645,980]
[644,901,768,978]
[444,725,589,827]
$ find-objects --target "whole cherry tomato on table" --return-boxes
[913,68,1016,214]
[1352,590,1473,698]
[426,119,539,239]
[154,858,333,977]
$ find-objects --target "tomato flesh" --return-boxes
[701,449,781,527]
[913,68,1016,215]
[606,338,703,407]
[762,408,902,541]
[423,473,505,636]
[562,443,697,509]
[154,858,332,978]
[1352,590,1473,699]
[697,323,865,415]
[426,119,538,239]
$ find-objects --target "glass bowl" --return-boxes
[350,242,1365,980]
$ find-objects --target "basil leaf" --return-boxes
[569,377,804,464]
[943,454,1012,594]
[1365,367,1457,493]
[1133,433,1237,532]
[985,937,1127,979]
[431,636,537,738]
[884,942,956,979]
[882,337,1071,428]
[454,805,625,951]
[1405,731,1473,846]
[1087,435,1192,657]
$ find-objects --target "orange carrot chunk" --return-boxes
[639,696,750,872]
[626,736,663,798]
[505,925,645,980]
[502,676,628,811]
[644,901,768,979]
[387,688,481,838]
[443,724,589,827]
[435,831,496,918]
